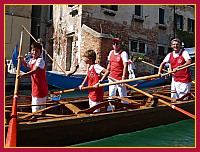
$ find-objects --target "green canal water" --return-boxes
[71,119,195,147]
[5,87,195,147]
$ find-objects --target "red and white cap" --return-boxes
[112,38,121,42]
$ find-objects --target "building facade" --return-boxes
[52,5,195,75]
[5,5,195,75]
[5,5,32,59]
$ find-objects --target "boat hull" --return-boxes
[8,101,194,147]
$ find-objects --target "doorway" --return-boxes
[66,36,73,71]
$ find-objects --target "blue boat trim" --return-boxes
[46,71,165,91]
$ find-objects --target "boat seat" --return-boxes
[77,101,140,114]
[176,93,194,101]
[19,103,62,120]
[115,96,139,104]
[60,102,81,114]
[152,93,175,102]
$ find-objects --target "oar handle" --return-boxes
[22,25,37,42]
[53,86,94,94]
[53,74,160,95]
[162,63,195,77]
[99,74,160,88]
[141,61,169,73]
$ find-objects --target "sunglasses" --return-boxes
[113,41,119,45]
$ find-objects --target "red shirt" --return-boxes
[109,50,124,80]
[88,65,104,102]
[30,58,48,98]
[169,50,192,83]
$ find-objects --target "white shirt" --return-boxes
[128,59,136,71]
[107,50,128,63]
[27,58,45,69]
[87,64,104,75]
[163,49,191,63]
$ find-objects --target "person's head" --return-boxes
[171,38,181,53]
[37,38,42,44]
[112,38,121,52]
[82,50,96,65]
[31,42,42,59]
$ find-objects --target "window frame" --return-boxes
[159,8,165,25]
[129,40,146,54]
[135,5,142,17]
[101,5,118,11]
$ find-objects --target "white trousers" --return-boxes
[107,78,128,111]
[128,70,135,79]
[32,96,46,112]
[108,79,127,99]
[128,73,135,79]
[89,98,100,113]
[171,78,191,99]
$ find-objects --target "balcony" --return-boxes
[132,15,144,22]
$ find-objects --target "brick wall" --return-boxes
[80,29,112,72]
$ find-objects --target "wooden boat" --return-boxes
[5,85,195,147]
[46,71,165,91]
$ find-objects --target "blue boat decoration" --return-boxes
[46,71,165,91]
[46,71,86,89]
[12,44,30,73]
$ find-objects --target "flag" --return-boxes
[12,44,30,73]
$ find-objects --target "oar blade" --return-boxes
[5,97,18,147]
[6,118,17,147]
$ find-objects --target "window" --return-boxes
[130,40,146,54]
[139,43,145,53]
[188,18,194,32]
[135,5,142,16]
[158,46,165,55]
[159,8,165,24]
[101,5,118,11]
[130,41,138,52]
[176,14,183,30]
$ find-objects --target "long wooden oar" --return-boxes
[6,31,23,147]
[53,74,161,94]
[109,77,195,119]
[162,63,195,77]
[21,25,67,75]
[53,63,195,95]
[142,60,169,73]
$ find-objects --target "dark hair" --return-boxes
[31,42,42,52]
[83,50,96,63]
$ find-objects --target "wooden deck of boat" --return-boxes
[5,85,195,124]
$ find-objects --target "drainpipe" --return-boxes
[37,24,40,38]
[173,5,176,39]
